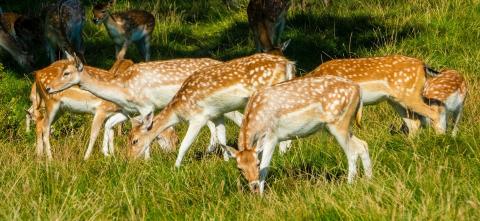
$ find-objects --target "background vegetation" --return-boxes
[0,0,479,219]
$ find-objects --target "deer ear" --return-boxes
[280,39,291,52]
[220,144,238,158]
[130,116,143,128]
[142,112,154,131]
[65,51,75,62]
[73,53,84,72]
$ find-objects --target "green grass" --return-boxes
[1,0,480,219]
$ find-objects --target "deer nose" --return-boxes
[249,181,260,193]
[45,87,52,93]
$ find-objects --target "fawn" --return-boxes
[247,0,291,54]
[28,58,177,160]
[127,53,295,167]
[310,55,444,135]
[223,75,371,194]
[92,0,155,61]
[43,0,86,62]
[423,69,467,136]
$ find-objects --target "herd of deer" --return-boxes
[1,0,467,194]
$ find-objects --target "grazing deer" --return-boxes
[310,55,444,135]
[127,53,296,167]
[42,53,234,157]
[29,58,178,160]
[92,0,155,61]
[423,69,467,136]
[223,76,371,194]
[0,12,34,70]
[43,0,85,62]
[247,0,291,54]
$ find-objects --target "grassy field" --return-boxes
[1,0,480,219]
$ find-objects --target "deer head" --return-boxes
[92,0,115,24]
[44,51,84,93]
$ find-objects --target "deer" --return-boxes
[41,53,238,158]
[309,55,444,135]
[127,53,296,167]
[0,12,35,70]
[222,75,371,194]
[422,69,467,136]
[28,58,178,160]
[247,0,291,54]
[92,0,155,61]
[43,0,85,63]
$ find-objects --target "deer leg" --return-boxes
[211,117,230,161]
[102,113,128,157]
[452,104,463,137]
[174,118,207,168]
[136,36,150,61]
[35,116,45,157]
[400,97,444,134]
[116,41,130,60]
[388,100,422,136]
[258,139,277,195]
[223,110,243,126]
[42,103,60,160]
[327,122,358,183]
[278,140,292,154]
[84,111,107,160]
[206,121,219,153]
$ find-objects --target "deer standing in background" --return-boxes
[127,53,295,167]
[92,0,155,61]
[28,58,178,160]
[223,76,371,194]
[43,0,85,62]
[247,0,291,53]
[423,69,467,136]
[310,55,444,135]
[0,12,36,70]
[42,54,235,158]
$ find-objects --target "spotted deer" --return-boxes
[0,12,35,70]
[310,55,444,135]
[43,0,86,62]
[127,53,296,167]
[247,0,291,54]
[222,75,371,194]
[92,0,155,61]
[42,53,233,157]
[423,69,467,136]
[28,58,177,160]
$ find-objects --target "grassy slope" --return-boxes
[0,0,480,219]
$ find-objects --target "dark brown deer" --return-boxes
[92,0,155,61]
[43,0,85,62]
[247,0,291,54]
[0,12,35,70]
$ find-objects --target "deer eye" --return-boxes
[64,72,71,76]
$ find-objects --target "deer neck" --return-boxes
[78,67,131,107]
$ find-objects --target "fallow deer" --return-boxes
[43,0,85,62]
[127,53,296,167]
[42,54,236,157]
[29,58,178,160]
[0,12,34,70]
[247,0,291,53]
[223,75,371,194]
[92,0,155,61]
[310,55,444,135]
[423,69,467,136]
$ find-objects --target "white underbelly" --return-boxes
[444,91,464,112]
[276,106,324,140]
[143,85,180,109]
[200,85,250,117]
[60,98,100,114]
[358,81,390,104]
